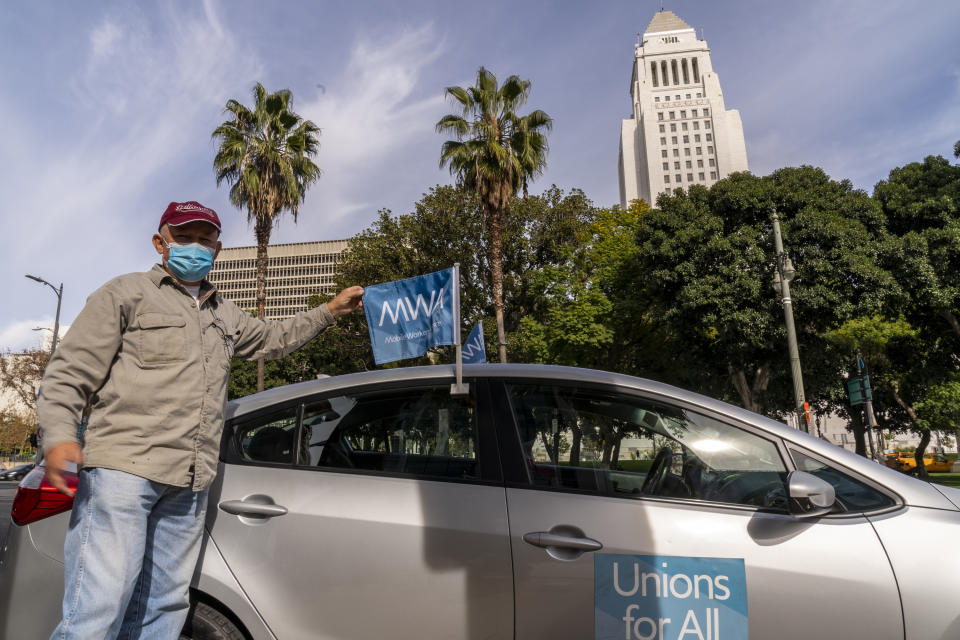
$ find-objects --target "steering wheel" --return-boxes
[641,448,673,495]
[315,438,355,469]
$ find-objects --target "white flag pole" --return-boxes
[451,263,469,396]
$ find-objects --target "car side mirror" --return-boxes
[787,470,836,518]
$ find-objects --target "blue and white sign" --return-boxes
[462,322,486,364]
[596,554,748,640]
[363,268,456,365]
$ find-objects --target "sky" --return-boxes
[1,0,958,351]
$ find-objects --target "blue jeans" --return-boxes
[51,468,209,640]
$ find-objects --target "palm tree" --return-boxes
[436,67,552,362]
[212,82,321,391]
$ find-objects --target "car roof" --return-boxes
[225,363,952,508]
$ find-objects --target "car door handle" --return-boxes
[218,500,288,518]
[522,531,603,552]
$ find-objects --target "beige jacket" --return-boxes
[38,264,336,490]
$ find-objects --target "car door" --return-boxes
[493,380,902,640]
[207,380,513,640]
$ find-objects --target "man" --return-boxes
[38,201,363,639]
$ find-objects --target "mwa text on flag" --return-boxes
[462,322,486,364]
[362,268,456,365]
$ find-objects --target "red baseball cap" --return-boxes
[158,201,222,233]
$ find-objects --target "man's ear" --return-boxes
[152,233,166,256]
[214,240,222,261]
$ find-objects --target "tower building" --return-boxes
[618,11,748,207]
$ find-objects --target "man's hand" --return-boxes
[44,441,83,496]
[327,286,365,318]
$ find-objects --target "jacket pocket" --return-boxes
[136,313,187,364]
[209,317,235,370]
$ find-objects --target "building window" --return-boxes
[708,146,714,154]
[684,148,691,156]
[693,121,700,130]
[670,123,677,132]
[681,122,688,131]
[664,174,670,183]
[682,135,689,143]
[660,137,667,145]
[673,149,679,157]
[671,59,680,86]
[710,171,717,179]
[709,158,716,166]
[662,150,668,158]
[706,133,713,141]
[705,121,711,129]
[685,160,692,169]
[663,162,669,170]
[695,134,701,142]
[699,172,705,180]
[659,124,665,133]
[697,159,704,168]
[692,109,698,117]
[651,62,659,87]
[654,97,660,103]
[674,161,681,170]
[703,108,710,116]
[696,147,703,155]
[664,95,670,101]
[680,110,687,118]
[696,92,702,98]
[658,113,664,121]
[681,59,690,84]
[687,173,694,181]
[669,111,676,119]
[686,93,691,99]
[675,174,682,182]
[671,136,678,144]
[675,95,680,100]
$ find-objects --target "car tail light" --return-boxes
[11,466,77,526]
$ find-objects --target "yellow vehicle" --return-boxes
[923,453,953,473]
[887,451,953,473]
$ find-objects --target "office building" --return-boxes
[208,240,349,319]
[618,10,749,207]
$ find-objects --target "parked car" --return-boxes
[2,364,960,639]
[0,463,34,481]
[888,451,952,474]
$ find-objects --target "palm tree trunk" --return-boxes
[255,219,271,392]
[489,205,508,363]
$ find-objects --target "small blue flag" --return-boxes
[462,322,486,364]
[363,268,456,365]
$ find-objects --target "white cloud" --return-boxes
[0,319,53,353]
[89,19,121,60]
[289,24,449,236]
[0,0,263,349]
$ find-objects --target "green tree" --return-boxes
[510,199,656,372]
[874,155,960,344]
[212,82,322,391]
[436,67,552,362]
[633,167,897,422]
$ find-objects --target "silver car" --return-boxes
[2,364,959,639]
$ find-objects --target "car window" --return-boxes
[790,449,896,512]
[297,386,480,480]
[235,407,298,464]
[505,383,789,509]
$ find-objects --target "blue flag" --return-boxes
[462,322,486,364]
[363,268,456,365]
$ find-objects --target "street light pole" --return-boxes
[25,274,63,358]
[771,211,808,432]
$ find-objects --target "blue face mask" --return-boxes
[163,240,216,282]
